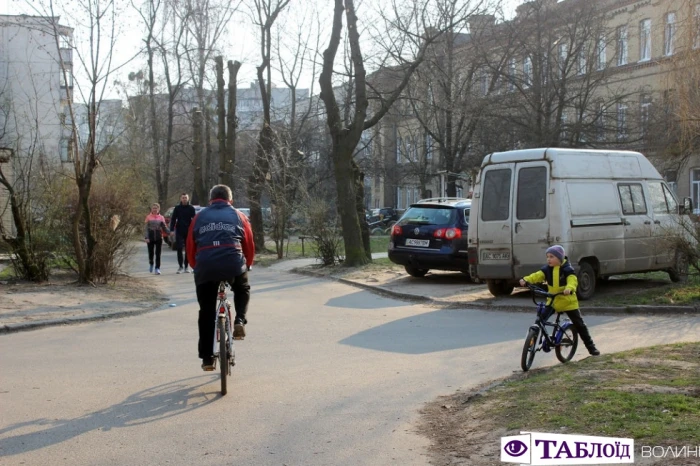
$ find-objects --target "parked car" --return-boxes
[388,197,472,278]
[467,148,693,299]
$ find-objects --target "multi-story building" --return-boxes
[366,0,698,211]
[0,14,74,232]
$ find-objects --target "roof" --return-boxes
[480,148,662,180]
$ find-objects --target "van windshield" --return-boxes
[398,207,457,226]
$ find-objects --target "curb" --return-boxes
[292,268,699,315]
[0,302,167,335]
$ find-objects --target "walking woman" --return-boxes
[144,203,170,274]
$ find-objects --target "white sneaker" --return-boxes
[155,268,161,275]
[177,267,183,274]
[185,268,191,273]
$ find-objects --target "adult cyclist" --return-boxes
[186,184,255,371]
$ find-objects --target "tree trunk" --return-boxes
[226,60,241,187]
[192,108,206,203]
[332,138,367,265]
[215,56,227,185]
[352,161,371,260]
[204,106,214,188]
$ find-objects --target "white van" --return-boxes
[467,148,692,299]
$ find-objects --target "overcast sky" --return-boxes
[1,0,526,101]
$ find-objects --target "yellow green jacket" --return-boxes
[522,258,579,312]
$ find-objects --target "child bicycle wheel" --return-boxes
[555,325,579,363]
[521,328,539,372]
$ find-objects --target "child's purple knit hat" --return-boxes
[546,245,565,261]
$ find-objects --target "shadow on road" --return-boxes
[0,376,219,457]
[339,308,620,354]
[325,290,407,309]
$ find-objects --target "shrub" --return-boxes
[303,198,342,266]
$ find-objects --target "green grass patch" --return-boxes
[257,235,390,267]
[594,274,700,306]
[479,343,700,445]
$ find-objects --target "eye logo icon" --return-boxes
[504,440,528,457]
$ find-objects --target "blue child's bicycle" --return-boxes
[521,284,579,372]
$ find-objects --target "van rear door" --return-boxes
[476,165,515,279]
[512,162,550,277]
[647,181,679,267]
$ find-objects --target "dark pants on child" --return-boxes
[147,240,163,268]
[197,272,250,359]
[175,232,188,268]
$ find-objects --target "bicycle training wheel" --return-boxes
[219,316,228,396]
[555,325,579,363]
[521,328,539,372]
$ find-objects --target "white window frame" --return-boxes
[508,58,516,91]
[617,25,628,66]
[597,34,607,70]
[523,56,532,88]
[396,136,402,163]
[639,19,651,62]
[558,42,568,77]
[640,96,652,137]
[396,187,403,209]
[665,12,676,56]
[425,133,433,160]
[692,169,700,214]
[578,49,587,75]
[617,103,628,140]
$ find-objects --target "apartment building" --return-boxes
[366,0,697,211]
[0,14,74,232]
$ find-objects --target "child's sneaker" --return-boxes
[155,268,161,275]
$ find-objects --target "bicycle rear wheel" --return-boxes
[219,315,228,396]
[555,325,579,363]
[521,328,539,372]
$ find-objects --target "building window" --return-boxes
[479,69,489,96]
[665,169,678,194]
[665,12,676,56]
[508,58,516,91]
[595,103,606,141]
[59,66,73,88]
[640,95,652,138]
[617,103,627,140]
[694,5,700,49]
[395,136,402,163]
[523,56,532,88]
[558,42,568,77]
[396,186,403,209]
[578,50,587,75]
[639,19,651,62]
[59,33,72,49]
[59,138,74,163]
[617,25,628,66]
[692,169,700,214]
[425,133,433,160]
[597,34,607,70]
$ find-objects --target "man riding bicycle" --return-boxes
[186,185,255,371]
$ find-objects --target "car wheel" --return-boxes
[576,262,596,300]
[405,266,428,277]
[668,250,689,283]
[371,227,384,236]
[486,279,514,297]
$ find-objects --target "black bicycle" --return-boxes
[213,281,236,395]
[520,284,579,372]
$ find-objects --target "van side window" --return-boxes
[516,166,547,220]
[482,169,512,221]
[618,184,647,215]
[662,183,678,212]
[648,182,670,214]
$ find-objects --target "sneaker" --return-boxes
[177,267,183,274]
[233,319,246,340]
[155,268,161,275]
[201,356,215,371]
[149,265,154,273]
[185,267,191,273]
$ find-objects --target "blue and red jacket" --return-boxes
[186,199,255,285]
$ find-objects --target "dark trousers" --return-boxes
[175,232,188,268]
[147,240,163,268]
[563,309,596,349]
[197,273,250,359]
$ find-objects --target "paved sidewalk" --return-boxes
[274,255,700,315]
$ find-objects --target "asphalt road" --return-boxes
[1,250,699,465]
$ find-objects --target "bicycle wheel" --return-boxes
[219,315,228,396]
[521,328,539,372]
[555,325,579,363]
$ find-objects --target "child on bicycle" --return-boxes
[519,245,600,356]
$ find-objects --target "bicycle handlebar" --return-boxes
[523,283,572,305]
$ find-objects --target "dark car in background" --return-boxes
[388,198,471,279]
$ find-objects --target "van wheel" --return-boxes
[405,266,428,277]
[668,250,689,283]
[577,262,596,300]
[486,280,514,297]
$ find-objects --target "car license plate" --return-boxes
[481,250,511,260]
[406,239,430,247]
